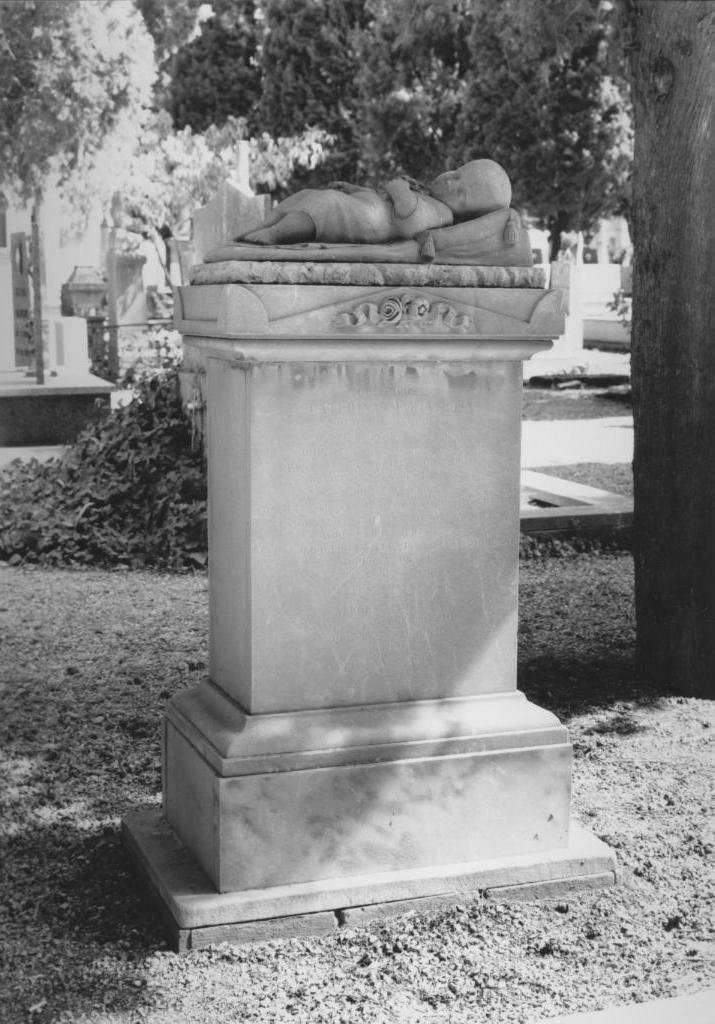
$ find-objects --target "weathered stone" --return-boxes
[176,281,562,341]
[123,810,616,948]
[236,159,514,250]
[186,912,338,950]
[165,712,573,892]
[520,470,633,537]
[192,180,271,264]
[190,259,546,289]
[483,872,618,902]
[337,894,476,929]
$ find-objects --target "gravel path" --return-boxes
[0,560,713,1024]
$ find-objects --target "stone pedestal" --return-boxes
[123,262,615,949]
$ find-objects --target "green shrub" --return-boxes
[0,369,207,570]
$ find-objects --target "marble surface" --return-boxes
[166,683,567,774]
[177,280,564,342]
[124,808,616,946]
[149,277,614,925]
[207,357,523,713]
[165,718,572,892]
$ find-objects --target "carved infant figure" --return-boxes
[238,159,512,247]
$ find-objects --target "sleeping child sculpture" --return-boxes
[204,159,533,267]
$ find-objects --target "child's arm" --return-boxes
[384,179,454,240]
[383,178,419,220]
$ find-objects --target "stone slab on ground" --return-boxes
[520,470,632,537]
[537,988,715,1024]
[524,349,630,380]
[0,445,66,469]
[0,369,113,445]
[583,317,630,351]
[123,808,616,952]
[0,368,114,395]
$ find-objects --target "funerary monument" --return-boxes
[123,161,616,950]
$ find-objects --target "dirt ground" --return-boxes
[0,559,713,1023]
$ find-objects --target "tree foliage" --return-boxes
[454,0,632,253]
[258,0,365,186]
[135,0,206,61]
[351,0,472,183]
[169,0,263,132]
[61,108,331,283]
[258,0,360,135]
[0,369,207,571]
[0,0,155,382]
[349,0,632,250]
[0,0,155,199]
[160,0,631,237]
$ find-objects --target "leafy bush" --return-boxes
[0,370,207,570]
[607,287,633,330]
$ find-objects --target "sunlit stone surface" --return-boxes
[209,358,521,713]
[123,266,616,945]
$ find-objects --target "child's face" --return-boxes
[430,160,510,217]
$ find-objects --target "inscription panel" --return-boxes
[241,360,521,713]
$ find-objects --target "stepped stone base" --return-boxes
[123,809,616,951]
[128,270,618,952]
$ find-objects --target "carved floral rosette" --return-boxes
[332,292,474,332]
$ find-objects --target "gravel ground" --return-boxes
[1,560,713,1024]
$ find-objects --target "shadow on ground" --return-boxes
[0,554,682,1023]
[517,551,674,722]
[1,821,165,1022]
[517,652,668,723]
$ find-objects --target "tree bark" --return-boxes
[629,1,715,696]
[30,189,44,385]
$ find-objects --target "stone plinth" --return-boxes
[124,262,615,948]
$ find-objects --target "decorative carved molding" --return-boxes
[332,293,474,332]
[190,260,546,289]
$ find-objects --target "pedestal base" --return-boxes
[123,809,616,951]
[163,687,576,893]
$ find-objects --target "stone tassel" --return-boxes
[417,231,436,262]
[503,210,519,246]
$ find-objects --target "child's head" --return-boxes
[430,159,512,218]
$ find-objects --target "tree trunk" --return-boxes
[30,189,44,385]
[547,211,570,262]
[629,1,715,696]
